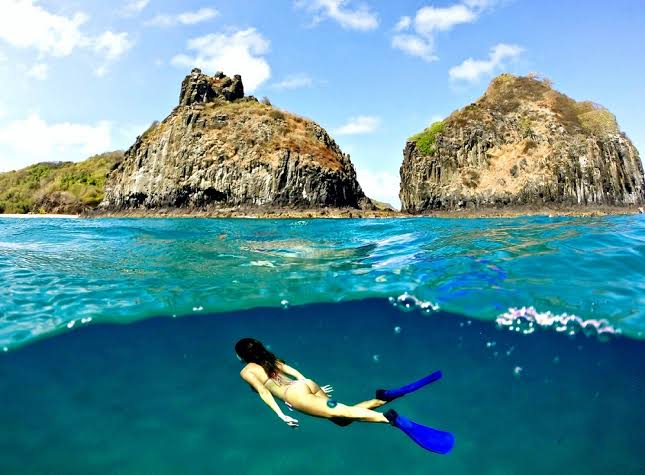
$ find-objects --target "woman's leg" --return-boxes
[306,379,386,409]
[289,393,389,424]
[353,398,387,410]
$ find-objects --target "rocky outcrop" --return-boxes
[178,69,244,106]
[101,69,372,211]
[400,74,645,212]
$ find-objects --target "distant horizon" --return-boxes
[1,0,644,207]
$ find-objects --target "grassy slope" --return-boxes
[0,151,123,214]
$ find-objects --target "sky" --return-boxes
[0,0,644,207]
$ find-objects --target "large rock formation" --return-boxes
[101,69,371,211]
[400,74,645,212]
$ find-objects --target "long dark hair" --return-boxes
[235,338,283,379]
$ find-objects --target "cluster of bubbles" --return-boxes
[65,317,92,329]
[388,293,440,314]
[495,306,620,341]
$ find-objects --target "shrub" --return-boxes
[576,103,619,136]
[0,151,122,214]
[269,109,286,121]
[409,121,444,156]
[261,96,272,107]
[520,116,533,138]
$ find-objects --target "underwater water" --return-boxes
[1,215,644,349]
[1,216,644,474]
[1,300,644,474]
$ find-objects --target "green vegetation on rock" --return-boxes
[0,151,123,214]
[409,121,444,156]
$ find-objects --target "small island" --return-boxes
[1,72,643,218]
[400,74,645,215]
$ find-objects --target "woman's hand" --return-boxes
[281,414,299,428]
[321,385,334,395]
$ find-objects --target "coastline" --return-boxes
[0,213,80,219]
[1,205,642,220]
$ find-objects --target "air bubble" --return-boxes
[393,326,402,335]
[372,354,381,363]
[495,307,618,342]
[67,320,76,329]
[192,306,204,312]
[395,293,417,312]
[513,366,523,377]
[280,299,289,309]
[390,293,439,314]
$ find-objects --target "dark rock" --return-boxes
[178,68,244,106]
[400,74,645,212]
[102,71,372,211]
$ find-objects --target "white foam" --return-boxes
[496,306,620,341]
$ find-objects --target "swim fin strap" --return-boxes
[384,409,455,455]
[375,370,442,402]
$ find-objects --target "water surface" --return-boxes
[1,215,643,349]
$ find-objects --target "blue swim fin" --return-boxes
[375,370,442,402]
[384,409,455,455]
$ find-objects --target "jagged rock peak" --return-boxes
[400,73,645,212]
[100,70,372,212]
[178,68,244,106]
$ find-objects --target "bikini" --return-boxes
[265,374,310,402]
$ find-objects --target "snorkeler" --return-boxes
[235,338,454,454]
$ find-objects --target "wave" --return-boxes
[0,215,643,349]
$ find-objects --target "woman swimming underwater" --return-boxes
[235,338,454,454]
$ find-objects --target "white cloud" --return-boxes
[0,51,7,62]
[0,1,133,74]
[394,16,411,31]
[392,1,498,61]
[171,28,271,93]
[334,115,380,135]
[296,0,379,31]
[270,73,313,90]
[449,43,524,82]
[93,31,133,61]
[391,34,436,62]
[0,114,112,172]
[355,168,400,209]
[91,31,134,77]
[415,5,475,35]
[0,0,88,57]
[123,0,150,16]
[27,62,48,80]
[0,101,6,119]
[145,8,219,27]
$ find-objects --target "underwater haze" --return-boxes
[1,216,644,474]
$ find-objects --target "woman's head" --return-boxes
[235,338,283,378]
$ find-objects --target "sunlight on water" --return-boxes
[0,215,644,348]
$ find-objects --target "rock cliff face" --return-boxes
[400,74,645,212]
[101,69,371,211]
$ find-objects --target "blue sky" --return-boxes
[0,0,643,206]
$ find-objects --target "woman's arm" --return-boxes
[240,369,299,427]
[279,363,306,380]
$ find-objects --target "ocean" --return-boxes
[1,216,644,474]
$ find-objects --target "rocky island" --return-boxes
[98,69,378,217]
[400,74,645,214]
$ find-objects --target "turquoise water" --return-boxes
[1,215,644,349]
[1,216,645,474]
[1,301,644,474]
